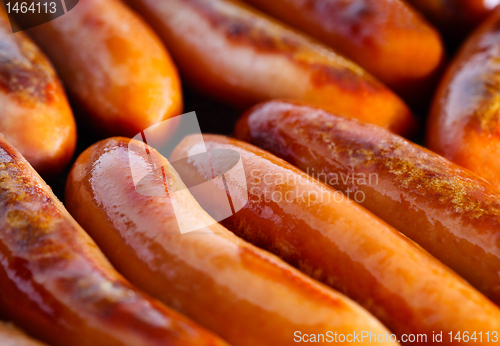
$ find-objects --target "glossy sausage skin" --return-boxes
[0,134,228,346]
[65,137,397,346]
[427,7,500,190]
[0,8,75,178]
[123,0,416,136]
[236,100,500,306]
[0,322,48,346]
[27,0,183,137]
[172,134,500,343]
[406,0,500,40]
[241,0,445,104]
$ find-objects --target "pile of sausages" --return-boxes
[1,0,500,345]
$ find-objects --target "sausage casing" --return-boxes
[236,100,500,306]
[27,0,183,137]
[427,7,500,190]
[172,133,500,343]
[0,134,228,346]
[241,0,445,104]
[123,0,416,136]
[0,8,75,177]
[65,136,398,346]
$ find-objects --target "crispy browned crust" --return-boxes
[171,132,500,342]
[0,10,56,105]
[236,100,500,304]
[0,8,76,177]
[241,0,445,104]
[180,0,377,92]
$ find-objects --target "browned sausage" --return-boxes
[428,6,500,190]
[123,0,416,136]
[171,133,500,344]
[27,0,183,138]
[65,136,398,346]
[236,99,500,307]
[241,0,445,104]
[0,133,228,346]
[0,7,75,177]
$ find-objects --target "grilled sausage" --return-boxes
[406,0,500,40]
[27,0,182,137]
[427,7,500,190]
[235,99,500,306]
[65,136,398,346]
[122,0,416,136]
[240,0,445,104]
[171,133,500,344]
[0,133,228,346]
[0,7,75,178]
[0,322,48,346]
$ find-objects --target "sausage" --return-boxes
[235,99,500,306]
[0,322,48,346]
[171,133,500,343]
[405,0,500,40]
[240,0,445,105]
[0,7,75,178]
[427,7,500,190]
[0,133,228,346]
[27,0,182,138]
[122,0,416,136]
[64,136,398,346]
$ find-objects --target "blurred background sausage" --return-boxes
[239,0,445,106]
[27,0,183,138]
[123,0,417,137]
[0,7,76,178]
[406,0,500,42]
